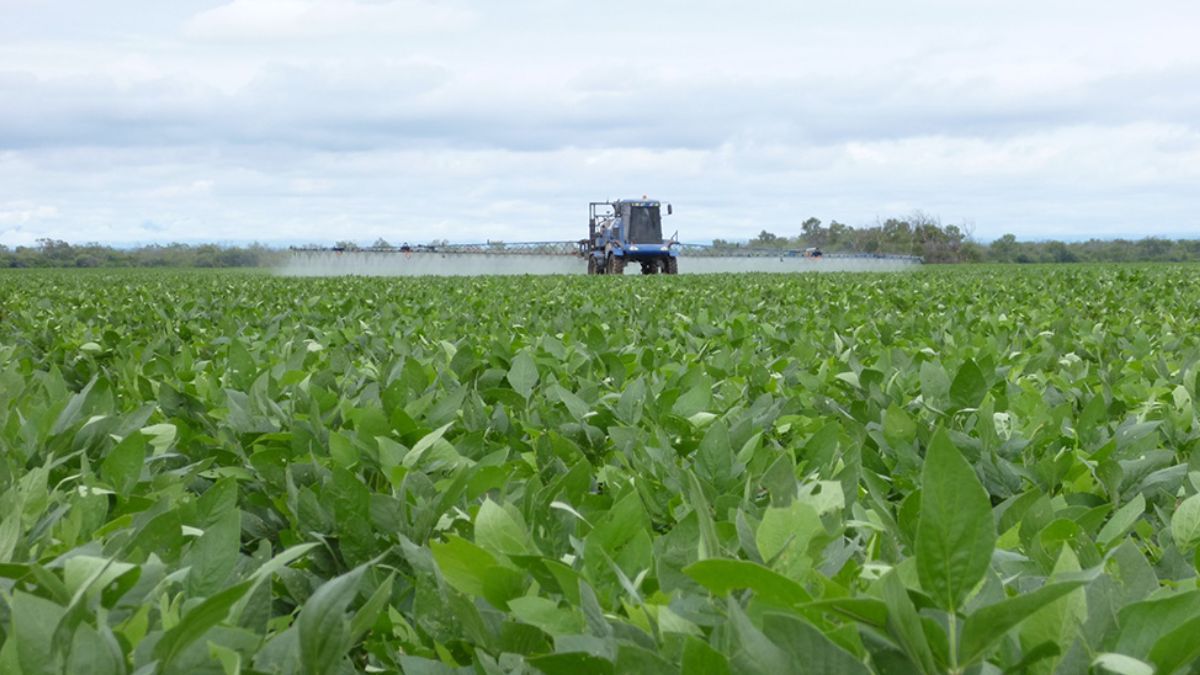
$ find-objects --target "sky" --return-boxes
[1,0,1198,246]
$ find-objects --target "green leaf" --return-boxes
[696,420,733,487]
[1172,493,1200,551]
[100,432,146,496]
[527,652,614,675]
[231,542,321,622]
[915,429,995,612]
[475,499,537,557]
[141,422,177,455]
[10,591,65,675]
[298,565,367,675]
[350,572,395,644]
[155,580,253,671]
[1115,590,1200,658]
[761,612,870,675]
[682,636,731,675]
[507,350,539,398]
[919,360,951,407]
[686,469,721,560]
[1148,613,1200,674]
[208,640,243,675]
[187,509,242,597]
[960,569,1099,666]
[883,403,917,446]
[684,559,811,606]
[403,422,455,469]
[431,535,498,597]
[1092,653,1154,675]
[133,509,184,562]
[0,503,21,564]
[727,597,790,675]
[756,500,823,580]
[799,597,888,628]
[68,623,121,675]
[950,359,986,409]
[552,384,590,418]
[880,569,938,674]
[1018,546,1086,670]
[672,382,712,417]
[1098,494,1145,546]
[506,596,583,636]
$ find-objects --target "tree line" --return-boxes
[715,212,1200,264]
[0,240,282,268]
[4,219,1200,268]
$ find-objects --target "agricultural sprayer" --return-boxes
[283,198,923,276]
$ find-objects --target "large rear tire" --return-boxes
[665,257,678,275]
[606,255,626,275]
[587,257,598,275]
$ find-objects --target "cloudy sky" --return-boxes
[2,0,1198,246]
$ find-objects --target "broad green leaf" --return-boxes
[431,535,498,597]
[920,360,951,407]
[403,422,455,468]
[950,359,986,409]
[231,542,321,622]
[682,636,731,675]
[673,382,712,417]
[475,499,537,557]
[506,596,583,636]
[208,641,243,675]
[63,555,136,599]
[1098,494,1145,546]
[686,470,721,560]
[881,568,938,674]
[727,597,791,675]
[1018,546,1086,673]
[1172,493,1200,551]
[756,500,823,580]
[1093,653,1154,675]
[10,591,65,675]
[684,559,811,606]
[350,572,395,644]
[100,432,146,496]
[799,597,888,627]
[68,623,121,675]
[1115,590,1200,658]
[507,350,539,398]
[187,509,242,597]
[141,422,178,455]
[883,403,917,446]
[0,502,20,563]
[155,580,253,671]
[298,565,367,675]
[526,652,614,675]
[1148,613,1200,674]
[915,429,995,612]
[553,384,590,418]
[762,612,870,675]
[961,568,1100,666]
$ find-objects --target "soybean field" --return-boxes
[1,266,1199,674]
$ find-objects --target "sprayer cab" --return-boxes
[584,199,679,275]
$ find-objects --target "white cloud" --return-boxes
[184,0,476,40]
[0,0,1198,245]
[0,201,58,224]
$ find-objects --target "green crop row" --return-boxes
[0,266,1198,674]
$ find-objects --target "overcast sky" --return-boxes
[2,0,1198,246]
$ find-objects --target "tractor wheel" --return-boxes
[606,255,625,275]
[665,257,678,275]
[587,257,598,275]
